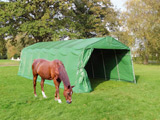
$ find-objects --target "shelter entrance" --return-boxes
[85,49,129,81]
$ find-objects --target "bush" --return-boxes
[0,54,7,59]
[133,57,143,64]
[14,54,19,59]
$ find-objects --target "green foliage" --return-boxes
[0,0,118,59]
[0,37,7,59]
[0,54,7,59]
[113,0,160,64]
[1,61,160,119]
[1,0,74,43]
[13,53,18,59]
[0,0,119,60]
[72,0,117,38]
[6,40,19,59]
[0,0,118,43]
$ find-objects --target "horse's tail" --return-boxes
[32,59,39,75]
[32,59,36,69]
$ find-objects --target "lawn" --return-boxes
[0,60,160,120]
[0,60,19,66]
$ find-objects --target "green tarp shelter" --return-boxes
[18,36,136,93]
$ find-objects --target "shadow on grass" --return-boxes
[135,63,160,66]
[90,78,109,90]
[148,63,160,66]
[135,75,140,83]
[90,76,140,90]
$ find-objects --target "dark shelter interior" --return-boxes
[85,49,129,81]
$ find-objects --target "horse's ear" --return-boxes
[71,86,74,88]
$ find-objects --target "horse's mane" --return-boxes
[58,64,70,87]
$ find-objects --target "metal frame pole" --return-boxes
[130,51,136,83]
[91,58,95,78]
[114,50,120,81]
[101,50,107,80]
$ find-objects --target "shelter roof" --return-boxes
[25,36,129,50]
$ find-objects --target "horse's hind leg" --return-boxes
[41,78,47,98]
[33,75,38,97]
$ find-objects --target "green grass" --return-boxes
[0,61,160,120]
[0,60,19,66]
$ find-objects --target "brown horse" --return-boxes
[32,59,74,104]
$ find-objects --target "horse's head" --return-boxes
[63,85,74,104]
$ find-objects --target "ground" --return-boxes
[0,60,160,120]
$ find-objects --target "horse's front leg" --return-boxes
[53,78,61,103]
[41,78,47,98]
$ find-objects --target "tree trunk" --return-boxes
[143,54,148,64]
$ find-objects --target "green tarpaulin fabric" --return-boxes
[18,36,136,93]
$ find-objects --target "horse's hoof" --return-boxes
[58,99,62,103]
[34,95,37,97]
[43,96,47,98]
[42,91,47,98]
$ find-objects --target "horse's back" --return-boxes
[32,59,64,79]
[32,59,50,75]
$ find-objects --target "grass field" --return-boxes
[0,60,19,66]
[0,60,160,120]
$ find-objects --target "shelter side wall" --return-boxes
[59,49,80,87]
[75,48,93,93]
[116,50,135,82]
[18,50,33,79]
[18,48,80,89]
[103,50,119,80]
[85,50,105,78]
[18,49,55,86]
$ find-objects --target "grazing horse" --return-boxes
[32,59,74,104]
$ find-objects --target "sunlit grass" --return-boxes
[0,60,19,66]
[0,61,160,120]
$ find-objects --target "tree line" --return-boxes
[0,0,160,64]
[113,0,160,64]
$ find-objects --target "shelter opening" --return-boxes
[85,49,129,81]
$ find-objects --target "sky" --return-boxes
[2,0,127,11]
[1,0,8,2]
[110,0,127,11]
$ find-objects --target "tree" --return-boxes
[0,0,75,43]
[6,40,18,59]
[0,1,8,59]
[0,35,7,59]
[0,0,118,42]
[0,0,119,59]
[72,0,118,38]
[115,0,160,64]
[111,11,135,47]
